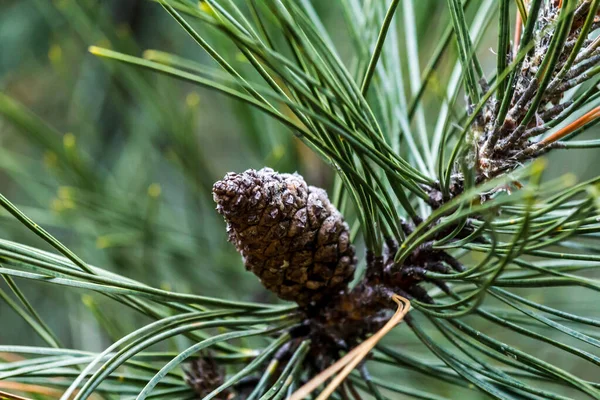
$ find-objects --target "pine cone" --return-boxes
[212,168,356,306]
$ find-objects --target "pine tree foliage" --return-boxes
[1,0,600,399]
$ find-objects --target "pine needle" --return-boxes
[513,10,523,57]
[0,387,34,400]
[0,382,103,400]
[540,106,600,145]
[289,295,410,400]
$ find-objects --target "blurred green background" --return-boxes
[1,1,599,398]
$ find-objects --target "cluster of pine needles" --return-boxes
[1,0,600,399]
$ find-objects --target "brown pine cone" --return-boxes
[212,168,356,307]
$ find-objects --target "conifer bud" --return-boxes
[213,168,356,306]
